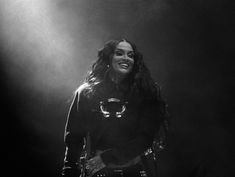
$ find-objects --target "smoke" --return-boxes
[0,0,170,94]
[1,1,232,177]
[0,0,87,94]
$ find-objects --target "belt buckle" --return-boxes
[114,169,123,177]
[140,170,147,177]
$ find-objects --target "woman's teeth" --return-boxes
[119,63,129,68]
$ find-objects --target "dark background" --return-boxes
[0,0,234,177]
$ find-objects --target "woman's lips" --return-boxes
[119,62,129,69]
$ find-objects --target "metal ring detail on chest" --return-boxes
[99,98,128,118]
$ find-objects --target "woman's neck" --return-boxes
[109,70,125,85]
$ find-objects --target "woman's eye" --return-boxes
[128,53,134,58]
[115,51,122,56]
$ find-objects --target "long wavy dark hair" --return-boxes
[83,39,170,149]
[84,39,158,98]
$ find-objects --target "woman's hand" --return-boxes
[86,155,106,177]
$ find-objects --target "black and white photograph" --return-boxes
[0,0,233,177]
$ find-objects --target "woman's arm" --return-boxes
[62,90,87,177]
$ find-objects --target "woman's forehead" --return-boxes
[116,41,133,52]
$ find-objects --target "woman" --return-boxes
[62,39,169,177]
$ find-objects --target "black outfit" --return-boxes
[62,78,162,177]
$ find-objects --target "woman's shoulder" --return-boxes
[74,82,91,97]
[75,81,102,98]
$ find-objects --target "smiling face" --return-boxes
[111,41,135,77]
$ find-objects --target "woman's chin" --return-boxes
[116,69,131,76]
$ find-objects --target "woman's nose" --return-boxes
[123,54,129,60]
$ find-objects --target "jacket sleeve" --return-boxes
[100,99,161,167]
[62,90,87,177]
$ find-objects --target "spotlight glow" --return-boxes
[0,0,79,93]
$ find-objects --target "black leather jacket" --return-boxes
[62,79,162,177]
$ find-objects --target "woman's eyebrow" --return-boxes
[115,48,134,52]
